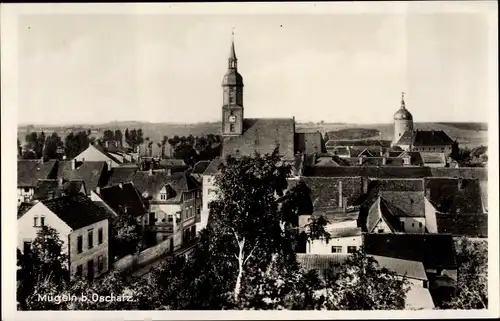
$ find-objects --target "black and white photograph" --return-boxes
[1,1,498,319]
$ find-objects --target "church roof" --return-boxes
[222,70,243,86]
[394,107,413,120]
[222,118,295,160]
[395,130,454,147]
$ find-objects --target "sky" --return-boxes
[15,6,495,125]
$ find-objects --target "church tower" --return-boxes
[221,31,244,136]
[392,92,414,146]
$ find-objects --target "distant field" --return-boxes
[18,121,488,148]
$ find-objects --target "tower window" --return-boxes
[230,124,235,132]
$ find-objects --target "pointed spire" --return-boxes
[401,91,406,109]
[228,28,237,69]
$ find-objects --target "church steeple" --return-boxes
[228,29,237,69]
[401,91,406,109]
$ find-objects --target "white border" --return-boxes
[2,2,498,320]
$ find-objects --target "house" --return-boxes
[363,233,458,293]
[114,170,202,248]
[56,159,109,194]
[296,253,435,310]
[17,195,111,281]
[17,159,58,205]
[306,226,363,255]
[74,144,123,168]
[394,130,455,154]
[90,182,149,250]
[199,157,224,233]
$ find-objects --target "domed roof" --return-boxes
[222,70,243,86]
[394,107,413,120]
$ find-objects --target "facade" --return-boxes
[306,227,362,255]
[17,195,110,281]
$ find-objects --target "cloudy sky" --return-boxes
[15,4,495,125]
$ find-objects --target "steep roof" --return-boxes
[429,167,488,181]
[300,176,364,211]
[18,160,58,187]
[97,183,146,218]
[18,202,34,219]
[107,166,138,186]
[395,130,455,147]
[192,160,211,174]
[371,255,428,281]
[424,178,484,214]
[92,144,123,164]
[203,157,224,176]
[436,213,488,238]
[131,171,200,200]
[35,195,110,230]
[34,179,60,200]
[57,161,106,192]
[222,118,295,160]
[363,233,457,270]
[379,191,426,218]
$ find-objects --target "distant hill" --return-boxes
[17,121,488,148]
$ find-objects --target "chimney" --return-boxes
[458,178,463,190]
[118,182,123,189]
[71,158,76,170]
[362,178,369,194]
[338,181,344,209]
[62,155,67,160]
[57,177,63,188]
[40,157,44,164]
[95,186,100,195]
[149,168,153,176]
[382,156,387,165]
[358,157,363,165]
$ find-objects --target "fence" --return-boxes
[112,235,173,273]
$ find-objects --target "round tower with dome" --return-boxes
[392,92,414,146]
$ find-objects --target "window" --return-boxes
[197,207,201,214]
[24,188,30,193]
[412,223,414,227]
[401,221,405,229]
[377,229,384,233]
[347,246,357,254]
[77,236,83,253]
[167,215,173,223]
[41,217,45,227]
[97,255,104,273]
[33,217,39,227]
[98,228,103,244]
[88,230,93,249]
[230,124,235,132]
[23,241,32,254]
[76,265,83,277]
[160,194,166,200]
[331,246,342,253]
[419,222,423,228]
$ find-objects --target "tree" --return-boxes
[208,150,327,304]
[111,206,142,259]
[103,130,115,143]
[18,226,69,310]
[114,129,123,147]
[64,131,90,159]
[43,132,64,159]
[441,237,488,309]
[36,131,46,158]
[161,136,168,158]
[320,249,409,310]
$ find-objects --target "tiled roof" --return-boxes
[98,183,147,218]
[395,130,455,147]
[379,191,426,218]
[424,178,484,214]
[294,132,322,154]
[130,171,200,201]
[330,147,350,157]
[62,180,86,195]
[429,167,488,181]
[18,202,33,219]
[366,197,399,232]
[17,160,57,187]
[398,151,424,166]
[35,195,110,230]
[57,161,107,192]
[363,233,457,270]
[300,176,364,211]
[436,213,487,238]
[315,157,340,167]
[325,140,385,148]
[107,166,138,186]
[34,179,61,200]
[369,178,425,192]
[192,160,211,174]
[303,166,433,178]
[203,157,224,176]
[222,118,295,160]
[93,144,123,164]
[371,255,428,281]
[159,158,188,168]
[328,227,362,238]
[314,211,360,225]
[420,152,446,164]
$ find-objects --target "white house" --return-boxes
[18,195,111,280]
[74,144,122,169]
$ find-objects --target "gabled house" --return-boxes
[74,144,123,169]
[17,195,111,281]
[56,159,108,194]
[17,159,58,205]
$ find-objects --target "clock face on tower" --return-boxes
[228,115,236,123]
